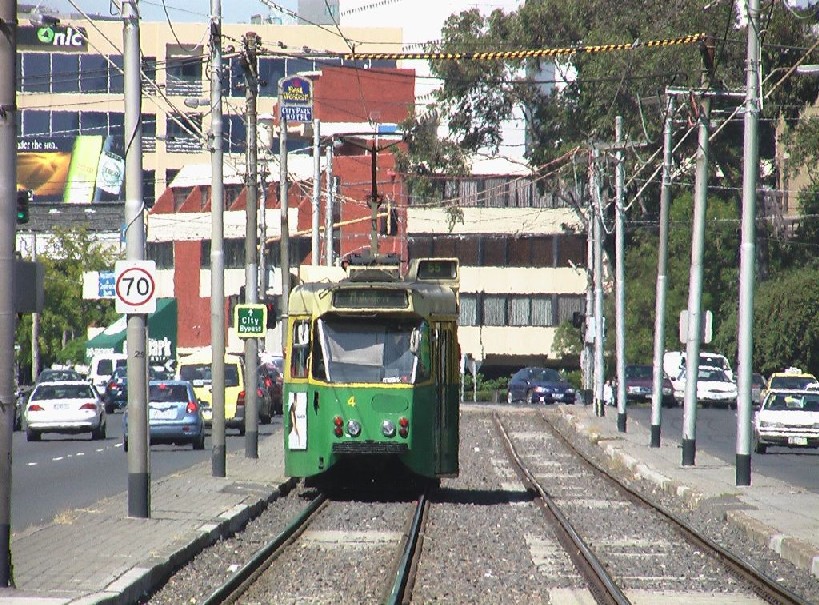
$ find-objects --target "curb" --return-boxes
[76,477,298,605]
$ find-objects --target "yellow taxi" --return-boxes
[760,367,818,405]
[176,352,246,435]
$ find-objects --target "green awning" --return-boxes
[85,297,177,364]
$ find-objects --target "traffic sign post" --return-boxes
[234,304,267,338]
[115,260,157,314]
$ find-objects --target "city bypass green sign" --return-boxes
[234,304,267,338]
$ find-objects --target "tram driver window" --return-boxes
[291,320,310,379]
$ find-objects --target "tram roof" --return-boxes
[288,277,459,318]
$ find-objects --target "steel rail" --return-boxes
[384,492,428,605]
[543,413,814,605]
[200,493,328,605]
[494,413,631,605]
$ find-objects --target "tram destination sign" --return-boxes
[333,288,409,309]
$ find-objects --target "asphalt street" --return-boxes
[11,413,282,532]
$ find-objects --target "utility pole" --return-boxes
[259,162,268,350]
[369,141,379,255]
[278,88,290,351]
[682,38,715,466]
[242,31,259,458]
[736,0,760,486]
[614,116,626,432]
[210,0,227,477]
[325,142,334,266]
[583,184,594,399]
[592,148,605,417]
[123,0,150,519]
[650,94,675,448]
[31,232,38,382]
[0,0,16,585]
[312,119,320,264]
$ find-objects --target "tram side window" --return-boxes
[291,320,310,379]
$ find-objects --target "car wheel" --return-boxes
[753,435,767,454]
[238,425,246,437]
[123,436,128,452]
[526,390,534,405]
[193,434,205,450]
[91,420,106,441]
[26,427,40,442]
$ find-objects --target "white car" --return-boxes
[24,381,107,442]
[675,365,737,408]
[754,389,819,454]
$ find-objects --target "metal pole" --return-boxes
[31,232,38,382]
[682,61,713,467]
[736,0,760,486]
[259,163,268,352]
[583,193,593,396]
[279,95,290,351]
[325,142,334,266]
[311,119,320,265]
[370,142,378,255]
[614,117,627,432]
[650,95,675,448]
[243,31,259,459]
[0,0,17,584]
[593,148,605,417]
[210,0,226,477]
[123,0,150,518]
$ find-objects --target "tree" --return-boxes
[15,227,120,378]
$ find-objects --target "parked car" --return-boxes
[622,364,676,407]
[88,353,128,396]
[23,381,107,442]
[123,380,205,451]
[507,367,576,404]
[257,362,283,416]
[751,372,766,408]
[676,365,738,408]
[176,352,246,435]
[753,389,819,454]
[102,366,167,413]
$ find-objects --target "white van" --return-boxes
[88,353,128,395]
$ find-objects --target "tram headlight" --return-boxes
[347,419,362,437]
[382,419,396,438]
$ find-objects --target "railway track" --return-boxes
[494,411,813,605]
[197,489,428,604]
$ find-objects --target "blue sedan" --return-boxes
[507,367,577,404]
[123,380,205,451]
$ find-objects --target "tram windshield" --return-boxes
[316,318,425,384]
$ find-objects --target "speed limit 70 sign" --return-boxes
[115,260,157,314]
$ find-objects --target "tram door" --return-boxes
[434,323,459,475]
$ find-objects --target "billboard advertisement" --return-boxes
[17,135,124,203]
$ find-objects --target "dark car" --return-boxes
[122,380,205,451]
[507,367,576,404]
[257,363,283,417]
[623,364,676,407]
[102,366,166,413]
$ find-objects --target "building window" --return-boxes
[147,241,173,269]
[52,54,80,93]
[508,296,530,326]
[80,54,109,92]
[52,111,79,138]
[225,114,247,154]
[108,55,124,94]
[459,294,478,327]
[21,53,51,93]
[531,295,553,327]
[166,56,203,97]
[557,294,584,325]
[482,294,506,327]
[259,57,285,97]
[166,114,203,153]
[201,240,244,269]
[481,237,507,266]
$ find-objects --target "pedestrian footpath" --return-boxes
[554,404,819,580]
[0,428,290,605]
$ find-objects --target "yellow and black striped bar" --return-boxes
[329,33,706,61]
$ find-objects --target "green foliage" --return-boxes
[751,264,819,376]
[16,226,121,375]
[551,321,582,357]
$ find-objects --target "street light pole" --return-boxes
[0,0,17,585]
[243,31,259,458]
[210,0,227,477]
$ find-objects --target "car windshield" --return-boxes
[530,368,562,382]
[179,363,240,387]
[316,317,422,384]
[764,393,819,412]
[625,366,652,379]
[698,368,728,382]
[148,383,190,403]
[700,355,726,369]
[38,369,80,382]
[770,376,816,390]
[32,384,95,400]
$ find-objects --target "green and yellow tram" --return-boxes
[283,257,461,487]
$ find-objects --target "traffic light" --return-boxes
[16,190,31,225]
[264,296,278,329]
